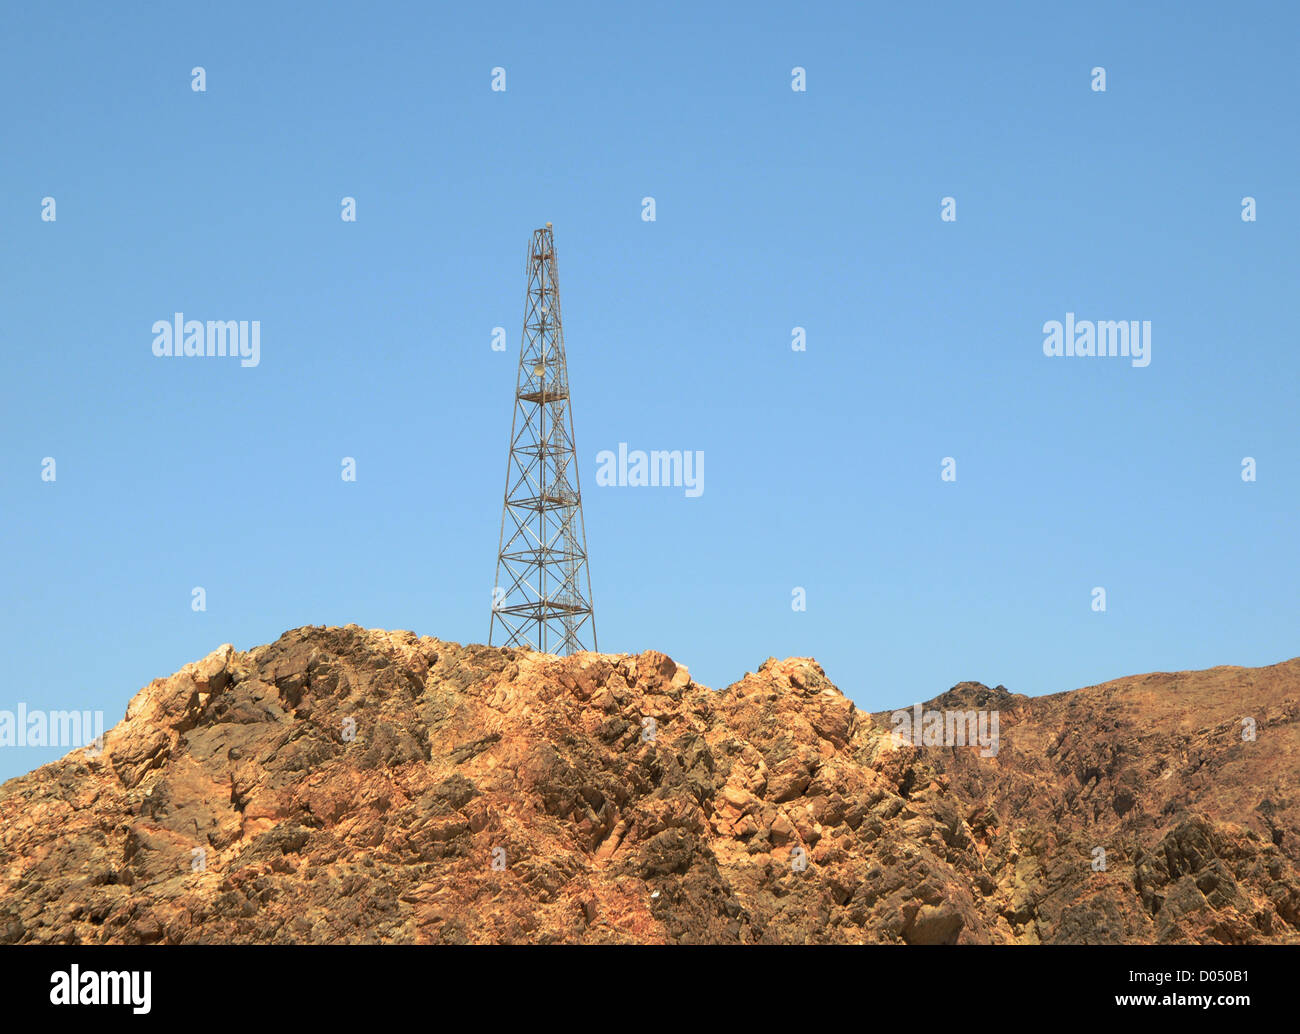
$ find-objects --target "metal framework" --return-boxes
[489,224,597,654]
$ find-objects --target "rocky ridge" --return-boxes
[1,626,1296,944]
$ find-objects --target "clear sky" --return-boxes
[2,1,1297,781]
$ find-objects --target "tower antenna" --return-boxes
[489,224,597,654]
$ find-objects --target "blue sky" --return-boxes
[2,1,1297,781]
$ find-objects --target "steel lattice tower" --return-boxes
[490,224,597,654]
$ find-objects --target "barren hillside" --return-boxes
[1,626,1296,944]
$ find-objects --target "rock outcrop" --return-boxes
[1,626,1296,944]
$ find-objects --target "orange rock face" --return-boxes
[0,626,1296,944]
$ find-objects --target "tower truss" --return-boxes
[489,224,597,654]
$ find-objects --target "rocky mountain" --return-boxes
[1,625,1296,944]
